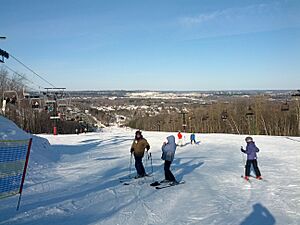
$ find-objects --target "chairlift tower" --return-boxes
[189,114,195,132]
[245,105,255,135]
[180,110,187,132]
[44,88,66,135]
[292,90,300,136]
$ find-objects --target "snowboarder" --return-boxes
[190,133,196,144]
[161,135,178,185]
[130,130,150,178]
[177,131,183,147]
[241,136,262,180]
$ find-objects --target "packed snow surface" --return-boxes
[1,122,300,224]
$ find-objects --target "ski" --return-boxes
[241,175,251,183]
[241,175,266,182]
[155,181,185,189]
[150,180,175,187]
[119,174,152,183]
[119,176,134,183]
[121,174,152,185]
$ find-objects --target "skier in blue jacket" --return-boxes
[161,135,178,185]
[190,133,196,144]
[241,136,262,180]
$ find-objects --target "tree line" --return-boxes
[128,97,300,137]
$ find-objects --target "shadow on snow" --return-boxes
[240,203,276,225]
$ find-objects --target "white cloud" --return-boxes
[179,3,274,27]
[179,11,221,26]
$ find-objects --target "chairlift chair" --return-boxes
[2,90,19,105]
[221,110,228,121]
[57,99,67,109]
[245,106,254,117]
[281,101,289,112]
[23,88,30,99]
[44,100,55,112]
[202,113,209,121]
[291,90,300,97]
[30,98,41,110]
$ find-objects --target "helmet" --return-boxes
[245,136,253,142]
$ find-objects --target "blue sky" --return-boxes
[1,0,300,91]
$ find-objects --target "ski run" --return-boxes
[0,117,300,225]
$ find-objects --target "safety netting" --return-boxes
[0,139,32,201]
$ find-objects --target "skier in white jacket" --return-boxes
[161,135,178,185]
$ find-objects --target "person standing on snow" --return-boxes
[177,131,183,147]
[130,130,150,178]
[161,135,178,185]
[190,133,196,144]
[241,136,262,181]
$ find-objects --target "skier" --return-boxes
[241,136,262,180]
[130,130,150,178]
[177,131,183,147]
[161,135,178,185]
[190,133,196,144]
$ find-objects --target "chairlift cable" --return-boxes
[0,71,39,93]
[9,53,56,88]
[3,64,44,91]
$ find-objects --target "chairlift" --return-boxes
[291,90,300,97]
[23,88,30,99]
[221,110,228,121]
[202,113,209,121]
[281,101,289,112]
[30,98,41,110]
[57,99,67,108]
[2,90,19,105]
[245,106,254,117]
[44,100,55,112]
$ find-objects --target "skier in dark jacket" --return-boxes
[130,130,150,178]
[161,135,178,185]
[241,136,262,180]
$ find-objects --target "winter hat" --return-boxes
[245,136,253,143]
[135,130,142,139]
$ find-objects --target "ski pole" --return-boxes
[129,153,133,177]
[240,146,246,169]
[149,152,153,174]
[144,151,149,174]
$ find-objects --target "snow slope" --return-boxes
[0,121,300,224]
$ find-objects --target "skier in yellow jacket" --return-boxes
[130,130,150,178]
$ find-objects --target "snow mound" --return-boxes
[0,116,30,140]
[0,115,52,164]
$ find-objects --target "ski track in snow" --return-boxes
[0,127,300,225]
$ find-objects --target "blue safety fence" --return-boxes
[0,139,32,210]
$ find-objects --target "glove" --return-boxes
[130,148,134,153]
